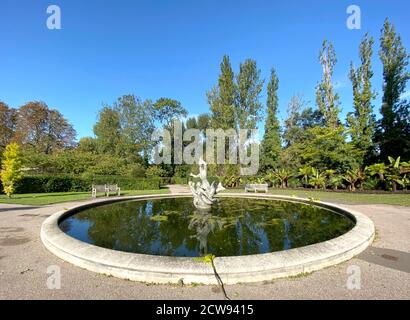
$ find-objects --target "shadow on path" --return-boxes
[358,246,410,273]
[0,206,41,212]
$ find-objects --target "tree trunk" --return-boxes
[392,181,397,192]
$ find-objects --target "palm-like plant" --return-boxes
[308,167,326,189]
[222,175,243,188]
[386,156,402,192]
[264,171,278,188]
[343,169,359,192]
[365,163,388,181]
[273,168,293,188]
[328,175,344,190]
[298,166,312,188]
[356,168,366,190]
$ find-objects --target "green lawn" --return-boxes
[1,187,408,206]
[0,189,170,206]
[223,188,410,206]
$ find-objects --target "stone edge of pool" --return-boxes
[40,193,375,285]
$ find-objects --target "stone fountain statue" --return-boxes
[189,158,225,210]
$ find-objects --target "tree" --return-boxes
[208,55,236,130]
[347,34,377,164]
[14,101,76,154]
[316,40,341,128]
[207,56,238,176]
[115,95,157,163]
[301,126,361,172]
[260,68,281,170]
[0,102,16,150]
[235,59,264,129]
[376,19,410,160]
[153,97,187,127]
[1,143,22,197]
[78,137,97,153]
[93,106,122,155]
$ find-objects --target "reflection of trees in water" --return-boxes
[188,210,218,256]
[67,198,353,257]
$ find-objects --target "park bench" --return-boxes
[91,184,121,198]
[244,183,269,193]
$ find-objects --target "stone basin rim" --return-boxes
[40,193,375,285]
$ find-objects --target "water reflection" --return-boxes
[61,198,354,257]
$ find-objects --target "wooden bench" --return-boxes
[92,184,121,198]
[245,183,268,193]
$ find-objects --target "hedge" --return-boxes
[12,175,161,194]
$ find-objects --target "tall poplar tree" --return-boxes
[208,55,236,130]
[347,33,377,164]
[316,40,341,128]
[376,19,410,160]
[235,59,264,129]
[261,68,281,170]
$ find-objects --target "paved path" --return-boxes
[0,200,409,300]
[166,184,191,194]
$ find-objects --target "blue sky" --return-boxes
[0,0,409,139]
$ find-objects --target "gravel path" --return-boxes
[0,200,409,300]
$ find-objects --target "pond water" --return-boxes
[60,197,354,257]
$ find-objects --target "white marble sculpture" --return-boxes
[189,158,225,210]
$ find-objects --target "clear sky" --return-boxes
[1,0,409,139]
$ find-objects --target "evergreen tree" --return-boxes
[316,40,341,128]
[347,33,377,164]
[376,19,410,160]
[261,68,281,170]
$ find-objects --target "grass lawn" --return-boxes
[223,188,410,206]
[0,189,170,206]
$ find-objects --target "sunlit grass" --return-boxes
[223,188,410,206]
[0,189,169,206]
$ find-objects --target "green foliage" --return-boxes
[145,166,167,178]
[316,40,341,128]
[301,126,361,172]
[261,68,281,170]
[210,55,236,130]
[376,19,410,160]
[308,167,326,190]
[235,59,264,129]
[193,254,215,264]
[347,33,377,164]
[272,168,293,188]
[93,106,122,155]
[13,175,160,194]
[1,143,23,197]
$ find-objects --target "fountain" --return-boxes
[188,158,225,210]
[41,159,374,284]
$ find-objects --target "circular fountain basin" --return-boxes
[41,194,374,284]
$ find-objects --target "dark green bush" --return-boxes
[13,174,160,194]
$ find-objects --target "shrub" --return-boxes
[13,174,160,194]
[171,177,188,184]
[145,166,166,178]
